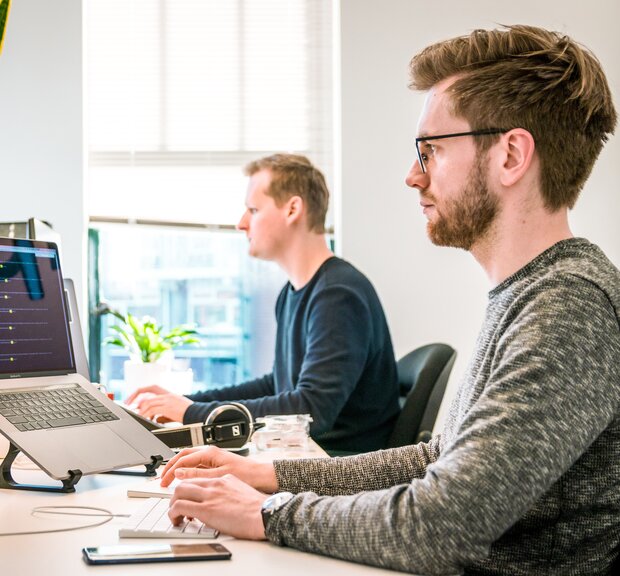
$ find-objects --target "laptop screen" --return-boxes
[0,238,76,379]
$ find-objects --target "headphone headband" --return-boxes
[153,403,254,450]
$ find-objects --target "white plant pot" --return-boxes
[164,369,194,396]
[123,360,171,400]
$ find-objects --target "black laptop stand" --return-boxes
[104,454,164,477]
[0,442,82,493]
[0,442,165,493]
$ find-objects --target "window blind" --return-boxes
[86,0,334,226]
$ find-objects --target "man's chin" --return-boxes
[248,248,269,261]
[427,223,472,250]
[427,222,447,246]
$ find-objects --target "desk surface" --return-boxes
[0,443,408,576]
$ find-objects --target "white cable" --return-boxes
[0,505,129,537]
[33,505,130,518]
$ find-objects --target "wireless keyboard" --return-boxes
[119,497,218,539]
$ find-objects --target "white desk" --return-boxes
[0,443,409,576]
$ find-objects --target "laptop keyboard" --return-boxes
[0,384,119,432]
[120,497,218,539]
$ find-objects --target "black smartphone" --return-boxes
[82,542,232,565]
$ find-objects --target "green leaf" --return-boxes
[102,308,203,362]
[0,0,11,55]
[102,337,126,349]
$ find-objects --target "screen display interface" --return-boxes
[0,239,75,378]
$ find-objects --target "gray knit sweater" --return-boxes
[267,239,620,575]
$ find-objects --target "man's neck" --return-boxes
[471,205,573,287]
[277,234,333,290]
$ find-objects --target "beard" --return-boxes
[425,156,499,250]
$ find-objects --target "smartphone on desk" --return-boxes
[82,542,232,565]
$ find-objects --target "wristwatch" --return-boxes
[261,492,295,530]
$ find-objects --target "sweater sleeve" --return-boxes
[274,438,442,495]
[265,278,620,574]
[183,374,275,424]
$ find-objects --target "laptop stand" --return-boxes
[0,442,82,493]
[0,444,166,492]
[104,454,164,477]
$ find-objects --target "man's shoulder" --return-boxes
[536,239,619,314]
[496,239,620,332]
[500,239,619,309]
[303,257,384,315]
[317,256,373,287]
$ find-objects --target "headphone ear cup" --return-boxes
[204,403,254,449]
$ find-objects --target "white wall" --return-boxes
[0,0,85,300]
[0,0,83,458]
[337,0,620,428]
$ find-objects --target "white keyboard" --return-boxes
[119,497,219,539]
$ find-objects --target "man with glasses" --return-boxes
[158,25,618,575]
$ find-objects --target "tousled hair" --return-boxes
[409,25,617,209]
[244,154,329,233]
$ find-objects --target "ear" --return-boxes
[285,195,304,225]
[497,128,536,187]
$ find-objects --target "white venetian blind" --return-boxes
[86,0,333,226]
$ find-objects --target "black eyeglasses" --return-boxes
[415,128,508,173]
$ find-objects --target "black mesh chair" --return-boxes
[386,343,456,448]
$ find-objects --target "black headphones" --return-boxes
[152,402,255,451]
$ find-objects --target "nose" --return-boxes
[237,211,249,231]
[405,160,429,191]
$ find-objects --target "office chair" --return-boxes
[609,548,620,575]
[386,342,456,448]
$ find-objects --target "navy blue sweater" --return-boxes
[184,257,399,453]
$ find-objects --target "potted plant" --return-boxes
[102,307,201,396]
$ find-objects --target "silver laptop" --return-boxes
[63,278,90,381]
[0,237,174,485]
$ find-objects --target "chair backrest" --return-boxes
[609,548,620,574]
[386,343,456,448]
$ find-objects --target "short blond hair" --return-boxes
[244,154,329,233]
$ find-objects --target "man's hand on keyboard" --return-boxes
[168,474,267,540]
[126,385,193,423]
[160,445,278,494]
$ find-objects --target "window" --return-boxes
[85,0,334,395]
[86,0,334,225]
[90,224,286,397]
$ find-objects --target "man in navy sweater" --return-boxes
[127,154,399,453]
